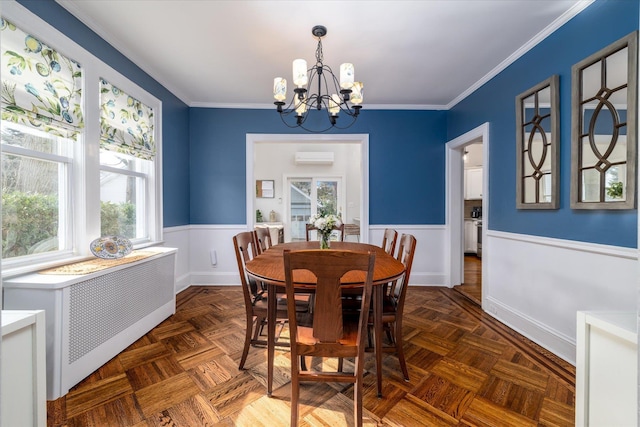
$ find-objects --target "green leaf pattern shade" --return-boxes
[100,78,155,160]
[1,17,84,137]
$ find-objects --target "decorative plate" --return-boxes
[90,236,133,259]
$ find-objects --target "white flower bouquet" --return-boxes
[309,213,342,248]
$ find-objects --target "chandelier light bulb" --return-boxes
[350,82,363,105]
[295,95,308,115]
[273,78,287,101]
[292,59,308,87]
[329,94,341,115]
[340,63,354,89]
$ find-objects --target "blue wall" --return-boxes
[448,0,639,248]
[189,108,447,224]
[17,0,191,227]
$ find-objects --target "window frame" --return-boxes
[1,1,163,277]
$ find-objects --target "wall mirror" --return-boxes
[516,75,559,209]
[571,31,638,209]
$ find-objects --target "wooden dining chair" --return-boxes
[305,223,345,241]
[233,231,289,369]
[369,233,416,381]
[254,226,273,254]
[381,228,398,255]
[283,249,376,427]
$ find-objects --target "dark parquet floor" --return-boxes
[48,285,575,426]
[454,255,482,306]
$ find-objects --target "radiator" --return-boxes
[3,247,177,400]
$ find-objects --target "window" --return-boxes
[1,17,82,265]
[2,123,74,260]
[99,78,156,241]
[1,7,162,275]
[287,176,343,241]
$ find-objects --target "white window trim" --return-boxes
[1,0,163,277]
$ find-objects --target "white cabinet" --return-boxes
[576,311,637,426]
[2,310,46,427]
[464,219,477,253]
[464,167,483,200]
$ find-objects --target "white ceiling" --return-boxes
[56,0,592,109]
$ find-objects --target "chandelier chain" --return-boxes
[315,39,324,68]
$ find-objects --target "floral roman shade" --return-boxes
[100,78,155,160]
[0,18,83,137]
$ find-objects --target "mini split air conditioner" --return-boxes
[294,151,334,165]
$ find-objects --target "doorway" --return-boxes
[246,134,370,243]
[457,141,483,305]
[445,123,489,310]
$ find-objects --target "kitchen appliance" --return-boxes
[470,207,482,218]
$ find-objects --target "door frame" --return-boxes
[445,123,489,306]
[246,133,369,242]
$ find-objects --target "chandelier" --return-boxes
[273,25,363,133]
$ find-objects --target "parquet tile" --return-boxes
[47,286,576,426]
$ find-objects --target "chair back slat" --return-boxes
[381,228,398,255]
[254,227,273,254]
[233,231,261,298]
[390,234,417,301]
[284,249,374,350]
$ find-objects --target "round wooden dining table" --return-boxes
[244,241,406,398]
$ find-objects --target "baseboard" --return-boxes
[486,295,576,365]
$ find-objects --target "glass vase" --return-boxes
[320,233,330,249]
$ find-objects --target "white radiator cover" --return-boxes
[3,247,177,400]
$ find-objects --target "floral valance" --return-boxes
[100,78,155,160]
[0,17,83,137]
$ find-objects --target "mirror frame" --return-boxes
[570,31,638,210]
[515,75,560,209]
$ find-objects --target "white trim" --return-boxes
[445,123,490,291]
[369,224,445,230]
[489,229,638,260]
[246,134,370,243]
[446,0,596,109]
[486,295,576,364]
[189,102,448,110]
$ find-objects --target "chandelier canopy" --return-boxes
[273,25,363,133]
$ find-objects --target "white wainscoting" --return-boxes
[485,230,638,364]
[163,225,191,293]
[165,224,447,287]
[368,225,447,286]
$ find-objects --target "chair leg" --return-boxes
[338,357,344,372]
[291,360,300,427]
[354,366,364,427]
[238,315,254,370]
[394,320,409,381]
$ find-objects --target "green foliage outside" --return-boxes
[2,191,59,258]
[1,191,135,258]
[100,201,136,238]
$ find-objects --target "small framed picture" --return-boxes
[256,180,274,198]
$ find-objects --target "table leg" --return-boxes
[267,283,275,396]
[374,284,383,398]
